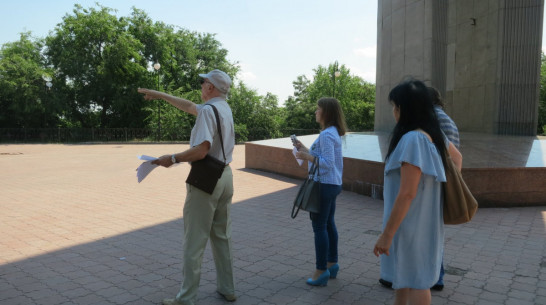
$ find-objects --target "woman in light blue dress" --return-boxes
[373,79,462,305]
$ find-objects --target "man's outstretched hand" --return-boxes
[138,88,162,100]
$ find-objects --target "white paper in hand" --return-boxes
[293,147,303,166]
[136,155,159,183]
[137,162,158,183]
[138,155,158,161]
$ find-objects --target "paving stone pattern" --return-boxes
[1,144,545,305]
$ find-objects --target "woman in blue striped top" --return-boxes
[294,97,347,287]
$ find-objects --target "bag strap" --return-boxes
[309,157,320,180]
[205,104,226,163]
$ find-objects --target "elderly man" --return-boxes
[138,69,236,305]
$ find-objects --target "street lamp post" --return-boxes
[332,61,340,98]
[42,75,53,127]
[333,70,341,98]
[153,62,161,141]
[42,74,52,91]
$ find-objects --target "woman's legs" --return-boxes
[310,184,341,278]
[394,288,431,305]
[408,289,431,305]
[394,289,409,305]
[310,206,328,273]
[326,185,340,265]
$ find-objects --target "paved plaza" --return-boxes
[1,144,545,305]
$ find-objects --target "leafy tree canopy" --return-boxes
[0,33,53,127]
[0,4,240,129]
[284,62,375,132]
[0,4,377,142]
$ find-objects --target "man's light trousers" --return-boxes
[176,166,234,304]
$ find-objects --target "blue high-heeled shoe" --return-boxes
[328,263,339,279]
[306,269,330,286]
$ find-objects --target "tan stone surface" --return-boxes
[1,144,545,305]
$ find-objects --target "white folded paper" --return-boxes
[292,147,303,166]
[138,155,158,162]
[136,155,158,183]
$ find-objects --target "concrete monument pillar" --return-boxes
[374,0,544,136]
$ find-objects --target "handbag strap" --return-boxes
[309,157,320,180]
[205,104,226,163]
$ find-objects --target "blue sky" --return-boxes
[1,1,545,104]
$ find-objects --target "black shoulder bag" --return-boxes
[185,104,227,194]
[291,158,321,218]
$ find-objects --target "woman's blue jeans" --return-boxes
[310,183,342,270]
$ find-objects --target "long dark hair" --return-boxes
[317,97,347,136]
[386,79,447,167]
[428,86,445,108]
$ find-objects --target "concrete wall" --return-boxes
[375,0,544,136]
[495,1,544,135]
[245,141,546,207]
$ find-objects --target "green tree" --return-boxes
[126,7,238,137]
[0,33,55,128]
[283,75,317,132]
[285,62,375,132]
[45,4,149,128]
[42,4,239,132]
[228,83,284,141]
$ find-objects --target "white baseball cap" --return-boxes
[199,69,232,94]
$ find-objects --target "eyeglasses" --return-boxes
[200,78,211,85]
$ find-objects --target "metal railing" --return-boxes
[0,128,322,144]
[0,128,160,143]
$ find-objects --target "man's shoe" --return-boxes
[162,298,183,305]
[431,284,444,291]
[217,291,237,302]
[378,278,393,289]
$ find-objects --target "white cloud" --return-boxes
[349,65,376,83]
[360,71,377,83]
[354,46,377,58]
[236,62,257,82]
[238,71,257,82]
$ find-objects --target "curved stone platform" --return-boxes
[245,132,546,207]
